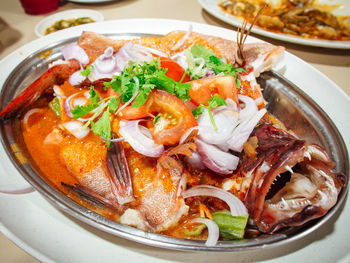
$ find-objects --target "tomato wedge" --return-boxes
[117,89,197,145]
[160,57,190,83]
[149,89,197,145]
[188,75,238,106]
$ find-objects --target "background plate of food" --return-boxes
[198,0,350,49]
[0,19,349,262]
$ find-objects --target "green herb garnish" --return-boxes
[70,86,100,119]
[91,108,111,146]
[105,58,191,107]
[187,44,245,87]
[80,65,94,77]
[192,94,227,131]
[108,97,120,113]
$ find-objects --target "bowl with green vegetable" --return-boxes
[34,9,104,37]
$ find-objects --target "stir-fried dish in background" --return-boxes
[219,0,350,41]
[0,29,345,246]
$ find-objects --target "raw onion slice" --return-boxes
[179,126,199,145]
[135,44,167,57]
[62,43,89,65]
[94,47,117,74]
[238,95,258,121]
[197,105,239,145]
[183,185,248,217]
[196,139,239,175]
[171,52,188,70]
[171,24,193,51]
[23,108,44,130]
[100,137,125,143]
[61,121,90,139]
[189,218,219,246]
[119,120,164,157]
[185,152,206,170]
[69,70,86,86]
[64,91,103,121]
[227,108,267,152]
[115,42,156,71]
[53,85,66,98]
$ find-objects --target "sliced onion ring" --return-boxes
[227,108,267,152]
[196,139,239,175]
[62,43,89,65]
[69,70,86,86]
[100,137,125,143]
[23,108,44,130]
[171,24,193,51]
[179,126,199,144]
[61,121,90,139]
[190,218,219,246]
[119,120,164,157]
[238,95,258,121]
[183,185,248,217]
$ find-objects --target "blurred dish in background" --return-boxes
[198,0,350,48]
[44,17,96,35]
[218,0,350,41]
[35,9,104,37]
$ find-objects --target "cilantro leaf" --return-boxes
[71,103,99,119]
[91,109,111,146]
[89,86,100,104]
[188,44,246,83]
[192,105,205,118]
[81,65,94,77]
[106,58,191,109]
[70,86,100,119]
[108,97,120,113]
[192,94,227,131]
[133,84,153,108]
[208,94,227,108]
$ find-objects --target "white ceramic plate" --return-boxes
[34,9,104,37]
[0,19,349,262]
[198,0,350,49]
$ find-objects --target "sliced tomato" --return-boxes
[160,57,190,83]
[104,87,148,119]
[188,75,238,106]
[117,103,149,119]
[117,89,197,145]
[149,89,197,145]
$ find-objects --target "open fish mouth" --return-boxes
[242,124,346,233]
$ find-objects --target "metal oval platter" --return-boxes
[0,26,348,252]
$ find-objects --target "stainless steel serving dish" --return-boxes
[0,33,348,252]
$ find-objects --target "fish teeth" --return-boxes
[281,197,289,209]
[285,165,294,174]
[317,190,326,200]
[304,151,312,161]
